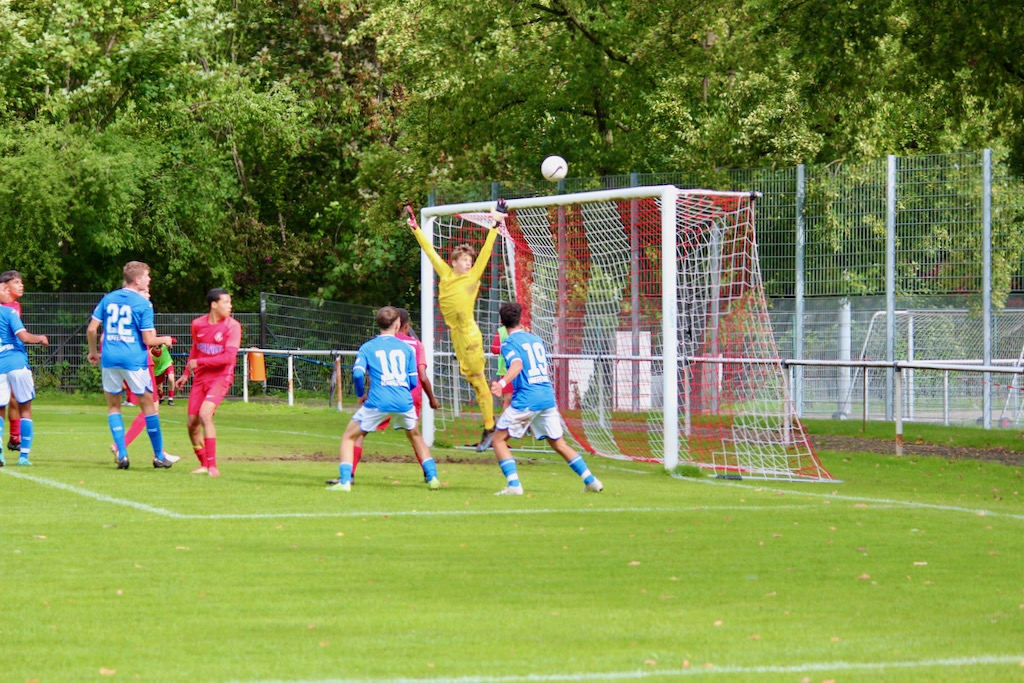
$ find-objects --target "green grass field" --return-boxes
[2,398,1023,682]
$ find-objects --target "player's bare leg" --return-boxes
[186,401,218,476]
[467,371,495,450]
[549,437,602,492]
[491,428,523,495]
[328,421,363,491]
[406,426,440,489]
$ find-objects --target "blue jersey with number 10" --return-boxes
[353,335,418,412]
[502,330,557,412]
[91,288,155,370]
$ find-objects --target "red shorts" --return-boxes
[187,375,234,415]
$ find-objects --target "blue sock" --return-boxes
[568,456,596,485]
[338,462,353,485]
[145,414,165,460]
[19,418,33,457]
[421,457,438,482]
[108,414,127,460]
[499,458,520,487]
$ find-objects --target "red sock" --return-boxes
[205,438,217,468]
[352,445,363,474]
[9,417,20,440]
[194,447,206,465]
[124,412,147,447]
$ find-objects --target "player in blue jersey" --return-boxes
[0,279,49,466]
[327,306,440,492]
[488,302,603,496]
[86,261,176,470]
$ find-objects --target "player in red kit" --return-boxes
[175,288,242,477]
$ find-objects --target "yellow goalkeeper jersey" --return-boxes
[412,227,498,331]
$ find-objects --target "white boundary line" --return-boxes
[0,470,821,519]
[0,470,187,518]
[4,467,1023,522]
[686,475,1024,522]
[235,654,1024,683]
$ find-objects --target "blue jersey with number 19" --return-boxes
[91,288,155,370]
[353,335,418,413]
[502,330,557,412]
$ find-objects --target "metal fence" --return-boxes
[21,292,384,400]
[432,149,1024,427]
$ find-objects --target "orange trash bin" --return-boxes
[248,351,267,382]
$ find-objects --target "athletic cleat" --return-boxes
[162,452,180,464]
[152,457,173,469]
[495,485,524,496]
[167,398,174,406]
[116,457,130,470]
[7,438,20,451]
[0,453,5,466]
[325,478,340,486]
[190,466,209,475]
[158,396,166,404]
[327,482,352,492]
[427,477,441,490]
[584,478,604,493]
[207,466,221,478]
[17,456,32,466]
[476,428,495,452]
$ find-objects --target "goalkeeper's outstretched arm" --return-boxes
[407,206,452,278]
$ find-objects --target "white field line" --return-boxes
[686,475,1024,522]
[3,468,1021,523]
[232,654,1024,683]
[0,469,187,518]
[0,470,821,519]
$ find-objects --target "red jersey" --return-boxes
[188,314,242,381]
[396,331,426,405]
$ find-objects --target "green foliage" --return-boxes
[1,0,1022,307]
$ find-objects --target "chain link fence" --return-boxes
[21,292,386,401]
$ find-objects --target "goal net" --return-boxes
[418,186,835,482]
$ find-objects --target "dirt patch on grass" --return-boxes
[809,435,1024,467]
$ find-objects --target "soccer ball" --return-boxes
[541,155,568,182]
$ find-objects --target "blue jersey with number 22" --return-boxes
[502,330,557,412]
[353,335,418,413]
[91,288,155,370]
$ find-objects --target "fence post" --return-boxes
[287,354,294,407]
[243,353,249,403]
[982,148,993,429]
[259,292,267,350]
[334,354,343,412]
[885,155,897,421]
[794,164,805,417]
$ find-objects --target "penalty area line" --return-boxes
[0,469,187,518]
[234,654,1024,683]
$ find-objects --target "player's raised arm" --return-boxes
[407,205,452,277]
[469,199,505,281]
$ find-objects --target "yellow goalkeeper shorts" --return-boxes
[451,325,485,377]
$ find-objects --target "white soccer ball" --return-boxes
[541,155,568,182]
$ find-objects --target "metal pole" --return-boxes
[886,155,897,421]
[662,187,680,470]
[983,148,993,429]
[335,354,343,412]
[630,171,641,413]
[243,353,249,403]
[795,164,805,417]
[894,367,903,456]
[422,194,437,445]
[287,354,294,407]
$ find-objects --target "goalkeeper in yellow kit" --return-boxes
[408,199,507,451]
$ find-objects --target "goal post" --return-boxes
[418,186,835,482]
